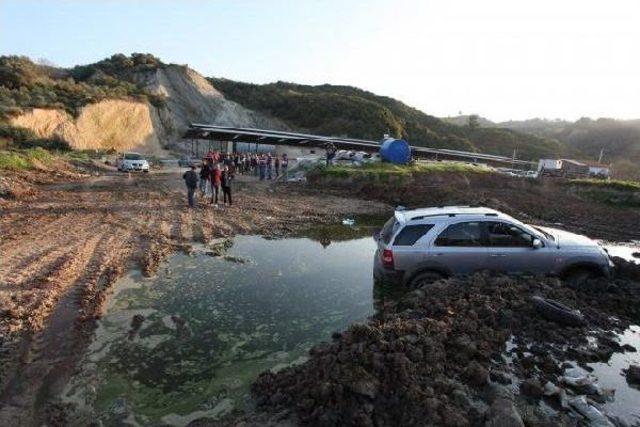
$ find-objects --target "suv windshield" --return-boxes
[124,153,144,160]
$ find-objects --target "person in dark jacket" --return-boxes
[210,163,222,206]
[199,160,211,198]
[183,165,198,208]
[221,165,233,206]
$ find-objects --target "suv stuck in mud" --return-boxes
[374,206,614,288]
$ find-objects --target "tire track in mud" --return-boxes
[0,229,128,426]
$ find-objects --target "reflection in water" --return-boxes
[65,227,401,426]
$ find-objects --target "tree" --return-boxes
[468,114,480,131]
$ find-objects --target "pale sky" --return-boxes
[1,0,639,122]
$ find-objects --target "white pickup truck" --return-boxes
[116,152,150,173]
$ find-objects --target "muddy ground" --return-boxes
[1,163,639,426]
[0,163,387,426]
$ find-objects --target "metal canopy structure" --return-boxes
[183,123,535,167]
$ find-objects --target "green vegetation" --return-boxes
[0,147,54,169]
[568,178,640,207]
[569,178,640,192]
[209,79,563,161]
[0,54,165,118]
[312,161,493,180]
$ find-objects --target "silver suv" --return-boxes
[374,206,614,288]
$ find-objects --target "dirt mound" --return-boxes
[249,262,640,426]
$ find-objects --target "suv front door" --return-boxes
[484,221,553,274]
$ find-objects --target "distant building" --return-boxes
[538,159,590,178]
[583,161,611,178]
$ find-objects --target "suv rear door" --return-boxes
[389,223,435,271]
[430,221,489,274]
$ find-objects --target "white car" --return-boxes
[117,152,150,173]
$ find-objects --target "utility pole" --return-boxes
[598,147,604,164]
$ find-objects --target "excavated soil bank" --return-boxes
[307,172,640,242]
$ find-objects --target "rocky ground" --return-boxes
[0,163,387,426]
[241,261,640,427]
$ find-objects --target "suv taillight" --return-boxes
[382,249,394,269]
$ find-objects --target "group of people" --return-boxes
[182,151,290,208]
[228,152,289,181]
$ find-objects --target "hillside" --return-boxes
[0,54,284,154]
[442,115,640,177]
[209,79,563,161]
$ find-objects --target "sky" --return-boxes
[1,0,639,122]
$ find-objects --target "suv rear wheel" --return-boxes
[408,271,444,289]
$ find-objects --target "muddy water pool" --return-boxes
[64,230,383,425]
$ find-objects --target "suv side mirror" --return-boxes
[532,238,543,249]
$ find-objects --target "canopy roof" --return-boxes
[183,123,535,166]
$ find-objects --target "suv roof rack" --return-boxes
[408,212,501,221]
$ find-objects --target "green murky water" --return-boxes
[64,226,384,426]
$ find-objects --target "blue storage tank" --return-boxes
[379,138,411,165]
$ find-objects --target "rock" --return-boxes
[485,398,524,427]
[624,364,640,385]
[621,344,637,352]
[489,370,513,385]
[520,378,544,398]
[463,361,489,387]
[350,378,379,399]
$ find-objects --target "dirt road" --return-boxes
[0,167,387,426]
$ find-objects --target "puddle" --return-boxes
[601,241,640,264]
[65,230,381,425]
[587,325,640,424]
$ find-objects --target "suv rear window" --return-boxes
[435,222,483,247]
[393,224,434,246]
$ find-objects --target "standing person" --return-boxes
[210,162,222,206]
[275,156,281,177]
[325,143,337,166]
[281,153,289,180]
[182,165,198,208]
[221,164,233,206]
[266,152,273,180]
[258,154,267,181]
[251,154,258,176]
[199,160,211,198]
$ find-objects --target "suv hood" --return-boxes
[537,226,598,248]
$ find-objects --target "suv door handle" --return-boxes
[490,253,506,257]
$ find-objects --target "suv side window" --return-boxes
[393,224,434,246]
[435,222,484,247]
[486,221,534,247]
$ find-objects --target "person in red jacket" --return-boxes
[210,162,222,206]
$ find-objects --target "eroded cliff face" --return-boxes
[10,65,285,154]
[10,99,168,155]
[132,65,287,139]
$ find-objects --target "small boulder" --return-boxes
[624,364,640,385]
[520,378,544,398]
[485,398,524,427]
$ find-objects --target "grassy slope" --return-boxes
[209,79,563,161]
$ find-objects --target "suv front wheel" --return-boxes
[408,271,444,289]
